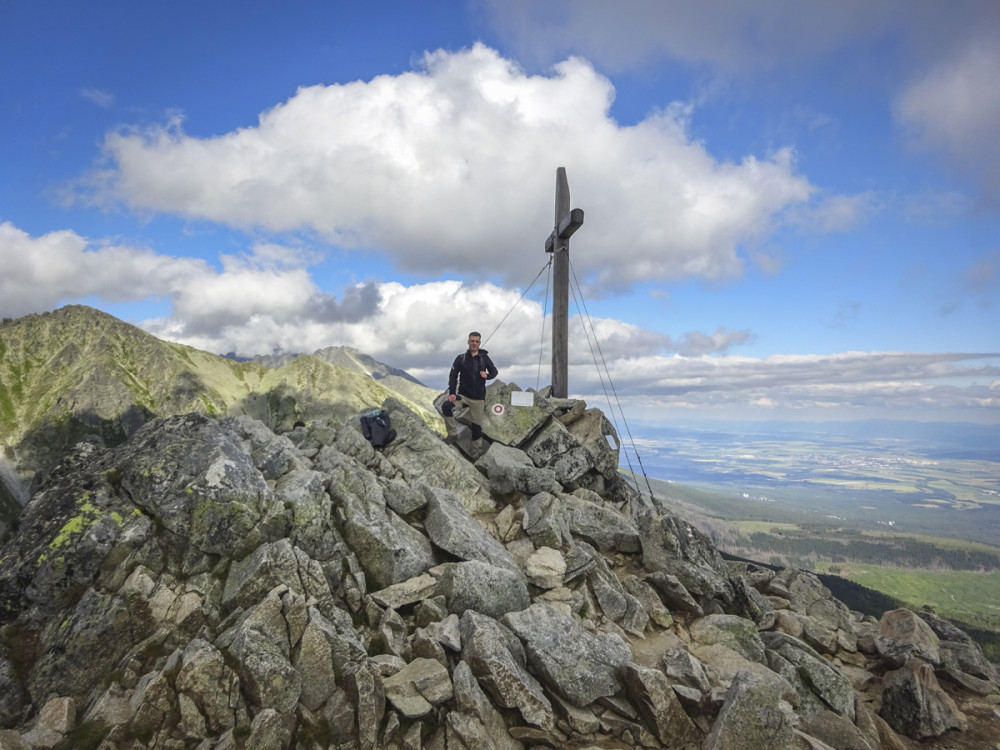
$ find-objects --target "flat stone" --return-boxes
[383,658,453,719]
[370,573,439,610]
[525,546,566,589]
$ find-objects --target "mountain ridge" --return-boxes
[251,344,441,413]
[0,306,441,514]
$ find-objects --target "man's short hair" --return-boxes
[468,331,481,339]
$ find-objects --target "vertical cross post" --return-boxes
[544,167,584,399]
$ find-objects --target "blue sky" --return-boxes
[2,0,999,424]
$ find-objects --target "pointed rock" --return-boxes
[452,660,523,750]
[880,657,966,739]
[622,663,699,746]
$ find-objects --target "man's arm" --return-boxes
[447,355,461,395]
[484,354,498,381]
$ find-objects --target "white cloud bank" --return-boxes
[3,220,996,422]
[69,44,832,291]
[570,351,1000,423]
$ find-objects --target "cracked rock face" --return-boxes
[0,392,997,750]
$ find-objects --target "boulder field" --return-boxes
[0,386,997,749]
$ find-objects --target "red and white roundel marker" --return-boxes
[492,403,505,415]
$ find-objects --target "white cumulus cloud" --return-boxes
[0,221,204,318]
[70,45,819,291]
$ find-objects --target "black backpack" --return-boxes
[360,408,396,449]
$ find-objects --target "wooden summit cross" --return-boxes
[544,167,584,399]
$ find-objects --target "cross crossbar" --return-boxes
[544,208,585,252]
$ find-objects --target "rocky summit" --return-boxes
[1,381,999,749]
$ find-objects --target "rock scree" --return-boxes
[0,384,997,750]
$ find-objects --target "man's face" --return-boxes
[468,336,481,352]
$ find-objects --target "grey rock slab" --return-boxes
[522,491,571,550]
[435,560,530,619]
[690,614,767,664]
[327,456,437,590]
[548,690,601,735]
[563,542,598,584]
[662,642,712,693]
[623,575,673,628]
[801,710,878,750]
[502,603,631,707]
[645,571,704,615]
[275,467,343,561]
[525,546,566,589]
[703,670,794,750]
[560,491,640,553]
[476,442,558,496]
[221,539,336,618]
[373,605,411,660]
[226,625,301,713]
[380,476,428,516]
[424,487,519,573]
[346,664,386,750]
[379,398,495,515]
[588,565,628,621]
[412,627,448,667]
[492,503,521,543]
[693,643,799,707]
[294,617,340,711]
[479,381,552,448]
[174,639,239,733]
[523,418,591,483]
[460,610,554,730]
[245,708,292,750]
[635,509,729,578]
[622,664,699,746]
[653,558,734,608]
[370,573,439,610]
[876,608,941,668]
[769,636,856,720]
[451,660,523,750]
[383,657,453,718]
[619,594,649,637]
[427,613,462,652]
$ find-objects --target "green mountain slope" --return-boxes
[0,306,442,491]
[254,343,442,412]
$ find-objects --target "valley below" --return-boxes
[626,419,1000,657]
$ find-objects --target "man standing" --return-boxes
[443,331,498,457]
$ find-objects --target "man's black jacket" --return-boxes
[448,349,498,401]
